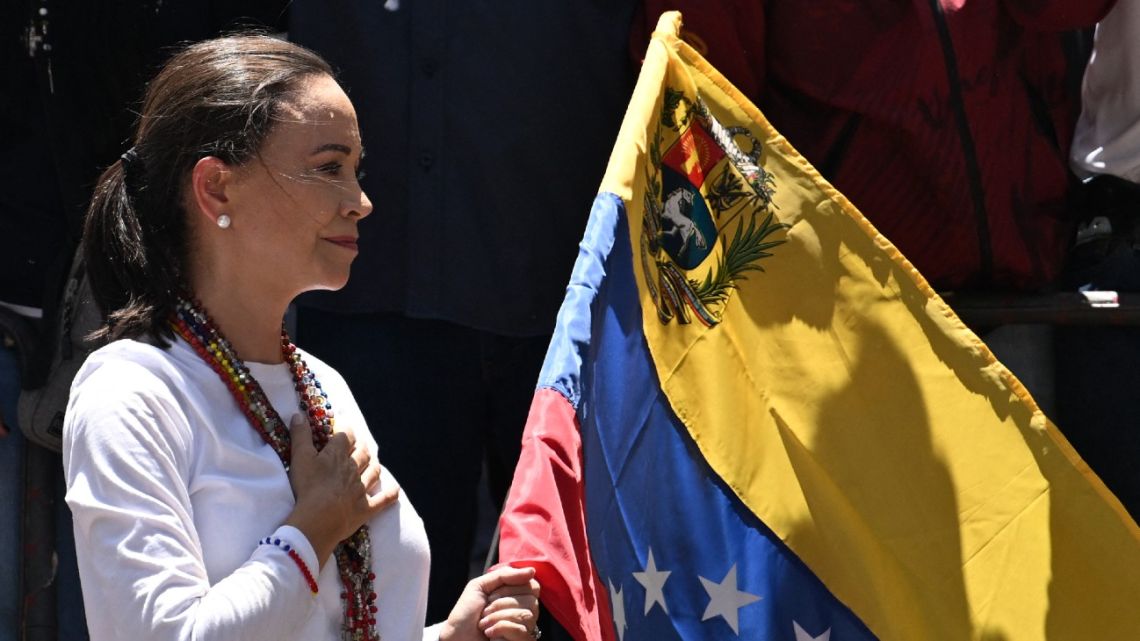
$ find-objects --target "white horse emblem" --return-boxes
[661,188,708,254]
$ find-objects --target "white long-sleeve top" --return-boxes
[63,337,440,641]
[1072,0,1140,183]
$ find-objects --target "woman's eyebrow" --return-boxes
[309,142,353,156]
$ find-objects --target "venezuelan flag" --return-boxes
[499,12,1140,641]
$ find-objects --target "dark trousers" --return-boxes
[1054,175,1140,520]
[1054,326,1140,519]
[295,308,549,623]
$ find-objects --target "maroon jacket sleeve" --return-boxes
[631,0,766,101]
[1003,0,1116,30]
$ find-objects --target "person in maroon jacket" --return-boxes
[633,1,1115,292]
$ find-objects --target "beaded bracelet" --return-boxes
[260,536,319,595]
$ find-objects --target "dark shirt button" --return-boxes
[418,153,434,170]
[420,59,438,77]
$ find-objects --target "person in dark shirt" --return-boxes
[287,2,638,624]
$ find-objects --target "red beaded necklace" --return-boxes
[170,297,379,641]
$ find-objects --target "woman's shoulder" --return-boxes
[68,337,215,423]
[74,337,193,392]
[65,338,202,455]
[85,336,180,366]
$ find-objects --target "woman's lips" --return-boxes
[324,237,359,251]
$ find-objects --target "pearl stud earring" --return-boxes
[217,214,232,229]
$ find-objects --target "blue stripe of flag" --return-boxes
[548,192,879,641]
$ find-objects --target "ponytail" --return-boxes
[83,151,184,343]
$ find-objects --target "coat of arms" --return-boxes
[641,88,787,326]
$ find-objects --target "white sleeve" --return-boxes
[63,359,319,641]
[422,621,444,641]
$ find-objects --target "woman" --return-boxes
[63,35,540,641]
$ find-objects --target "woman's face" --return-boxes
[223,73,373,295]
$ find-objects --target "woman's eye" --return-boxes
[312,161,363,182]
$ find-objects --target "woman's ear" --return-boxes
[189,156,234,227]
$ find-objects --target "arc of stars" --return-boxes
[612,555,799,638]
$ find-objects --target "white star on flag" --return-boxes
[794,621,832,641]
[609,580,627,641]
[699,564,762,635]
[632,548,672,615]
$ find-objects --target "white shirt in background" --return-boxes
[1072,0,1140,183]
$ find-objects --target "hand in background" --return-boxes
[440,565,540,641]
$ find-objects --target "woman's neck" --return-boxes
[189,269,292,365]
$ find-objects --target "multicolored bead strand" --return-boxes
[171,297,379,641]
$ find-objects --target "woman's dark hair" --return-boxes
[84,34,334,343]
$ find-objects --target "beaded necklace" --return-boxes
[170,297,379,641]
